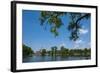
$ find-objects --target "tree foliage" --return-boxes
[40,11,90,41]
[51,46,58,56]
[41,49,46,56]
[43,46,91,57]
[23,44,34,57]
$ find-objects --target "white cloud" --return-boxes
[73,40,84,49]
[75,40,83,44]
[60,43,66,47]
[79,28,88,34]
[87,42,91,48]
[74,44,80,49]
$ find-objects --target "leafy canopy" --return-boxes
[39,11,90,41]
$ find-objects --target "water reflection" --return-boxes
[23,55,90,63]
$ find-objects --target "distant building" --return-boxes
[35,51,41,56]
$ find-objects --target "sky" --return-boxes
[22,10,91,51]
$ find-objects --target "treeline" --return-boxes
[40,46,91,57]
[23,44,34,58]
[23,44,91,57]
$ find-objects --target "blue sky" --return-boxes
[22,10,91,51]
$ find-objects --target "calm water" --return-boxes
[23,55,91,63]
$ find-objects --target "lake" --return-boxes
[23,55,91,63]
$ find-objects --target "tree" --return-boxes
[65,48,69,56]
[41,49,46,56]
[53,46,57,56]
[40,11,90,41]
[51,47,55,56]
[47,50,51,56]
[51,46,58,56]
[23,44,34,57]
[60,46,66,56]
[69,49,74,56]
[83,48,91,57]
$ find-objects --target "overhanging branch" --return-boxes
[76,14,90,24]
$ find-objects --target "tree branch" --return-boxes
[76,14,90,24]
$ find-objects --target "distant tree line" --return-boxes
[40,46,91,57]
[23,44,91,57]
